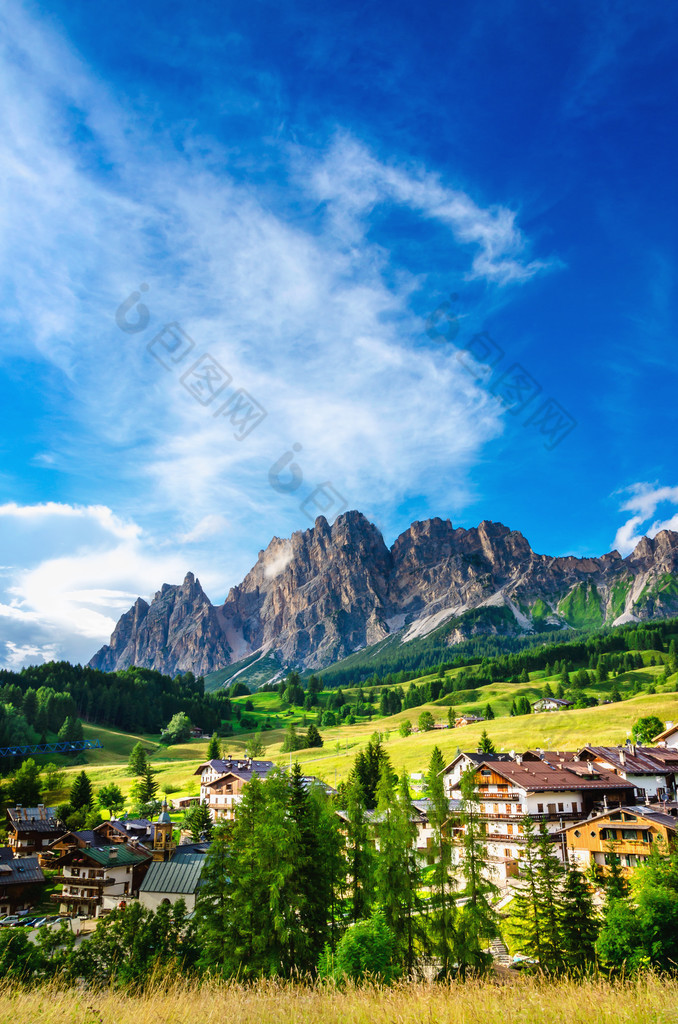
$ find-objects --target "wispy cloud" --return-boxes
[0,502,205,668]
[0,2,558,665]
[613,483,678,555]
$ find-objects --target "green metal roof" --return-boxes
[139,858,205,895]
[78,845,149,867]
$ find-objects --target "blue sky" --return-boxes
[0,0,677,666]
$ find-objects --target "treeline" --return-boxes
[0,662,236,741]
[315,617,678,691]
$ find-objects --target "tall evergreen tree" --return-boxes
[478,729,495,753]
[206,732,221,760]
[373,765,422,974]
[195,823,233,971]
[127,741,149,777]
[345,777,374,923]
[509,816,544,963]
[559,861,599,973]
[534,823,566,974]
[455,768,499,977]
[70,771,93,810]
[426,746,456,975]
[351,738,393,808]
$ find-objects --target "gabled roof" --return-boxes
[64,844,150,867]
[472,759,635,793]
[653,723,678,743]
[578,745,673,776]
[50,829,111,850]
[0,848,44,886]
[563,804,678,833]
[440,751,514,775]
[531,697,572,707]
[6,807,61,832]
[194,758,274,777]
[140,857,205,895]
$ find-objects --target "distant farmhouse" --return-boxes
[531,697,572,712]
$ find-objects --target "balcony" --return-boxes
[53,875,113,887]
[51,892,101,903]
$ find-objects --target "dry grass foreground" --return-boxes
[1,975,678,1024]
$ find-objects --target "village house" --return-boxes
[441,750,514,798]
[531,697,572,712]
[454,714,485,727]
[194,757,275,803]
[444,755,636,883]
[562,804,677,875]
[653,720,678,749]
[204,765,334,822]
[576,744,674,800]
[49,839,152,918]
[6,805,63,857]
[0,847,45,917]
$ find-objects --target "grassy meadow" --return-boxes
[0,975,677,1024]
[39,658,678,807]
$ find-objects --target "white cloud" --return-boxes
[0,4,560,666]
[613,484,678,555]
[0,502,202,668]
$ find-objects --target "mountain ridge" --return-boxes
[89,512,678,677]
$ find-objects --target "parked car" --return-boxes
[0,916,20,927]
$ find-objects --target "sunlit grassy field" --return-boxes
[0,975,676,1024]
[44,668,678,809]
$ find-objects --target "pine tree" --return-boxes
[455,768,499,977]
[70,771,93,810]
[350,737,392,809]
[195,823,232,971]
[559,861,599,974]
[127,742,148,777]
[184,802,213,841]
[373,766,423,974]
[509,816,544,963]
[305,724,323,748]
[207,732,221,760]
[484,702,495,721]
[345,777,374,923]
[287,763,333,971]
[427,746,456,975]
[478,729,495,753]
[57,716,83,742]
[535,823,565,974]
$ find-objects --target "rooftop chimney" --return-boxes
[620,749,626,765]
[109,847,118,862]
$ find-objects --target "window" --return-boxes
[573,830,581,838]
[572,803,578,813]
[481,769,492,777]
[622,829,638,841]
[590,831,596,838]
[558,803,564,812]
[537,803,544,813]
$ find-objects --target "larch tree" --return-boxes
[455,768,499,977]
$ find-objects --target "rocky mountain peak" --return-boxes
[90,516,678,678]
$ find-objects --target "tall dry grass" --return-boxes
[1,975,677,1024]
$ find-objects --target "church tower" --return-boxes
[152,799,176,861]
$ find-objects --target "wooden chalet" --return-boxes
[562,805,678,875]
[0,847,45,917]
[6,805,63,857]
